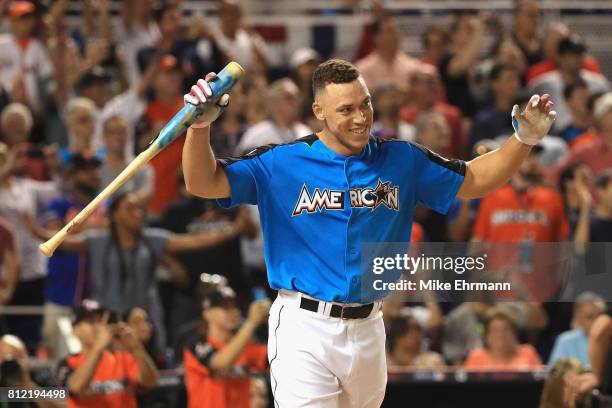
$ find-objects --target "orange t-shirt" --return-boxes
[472,184,569,299]
[464,344,542,370]
[146,97,185,214]
[183,336,268,408]
[56,351,140,408]
[473,184,568,243]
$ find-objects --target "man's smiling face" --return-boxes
[313,77,374,154]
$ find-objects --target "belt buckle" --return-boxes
[340,305,351,320]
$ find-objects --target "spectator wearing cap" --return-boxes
[0,1,54,112]
[23,191,253,354]
[557,93,612,178]
[97,115,153,203]
[527,24,602,84]
[214,0,270,75]
[470,64,521,148]
[146,54,186,215]
[386,316,445,370]
[38,153,107,358]
[55,300,159,408]
[549,292,605,369]
[235,78,311,155]
[399,64,465,158]
[464,307,542,370]
[355,14,419,92]
[528,35,609,133]
[183,286,270,408]
[290,48,320,126]
[0,142,58,349]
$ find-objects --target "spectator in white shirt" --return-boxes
[0,1,53,112]
[235,78,311,155]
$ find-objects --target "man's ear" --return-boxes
[312,100,325,121]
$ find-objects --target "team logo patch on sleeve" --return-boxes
[292,178,399,216]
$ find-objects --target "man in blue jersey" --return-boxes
[182,59,556,407]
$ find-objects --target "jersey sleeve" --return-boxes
[410,143,466,214]
[216,145,275,208]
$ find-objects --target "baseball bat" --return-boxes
[39,62,245,257]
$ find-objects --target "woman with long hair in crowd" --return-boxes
[23,191,251,352]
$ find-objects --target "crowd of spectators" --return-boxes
[0,0,611,407]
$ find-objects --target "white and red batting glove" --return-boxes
[184,73,230,129]
[511,94,556,146]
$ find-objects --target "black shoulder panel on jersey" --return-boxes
[217,134,319,167]
[410,142,466,176]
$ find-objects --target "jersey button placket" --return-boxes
[344,158,360,301]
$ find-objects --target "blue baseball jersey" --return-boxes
[218,135,465,302]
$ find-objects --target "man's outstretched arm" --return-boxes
[182,74,231,199]
[457,94,556,199]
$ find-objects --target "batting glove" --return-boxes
[511,94,556,146]
[185,75,230,128]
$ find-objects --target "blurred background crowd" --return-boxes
[0,0,612,407]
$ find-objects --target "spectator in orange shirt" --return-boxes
[464,307,542,370]
[183,286,271,408]
[146,54,186,215]
[472,147,569,299]
[56,300,159,408]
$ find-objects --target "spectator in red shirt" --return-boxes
[464,307,542,370]
[399,64,465,158]
[146,54,185,215]
[183,286,270,408]
[56,300,159,408]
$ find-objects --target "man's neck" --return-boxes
[511,175,534,192]
[561,70,580,84]
[71,138,91,153]
[392,348,418,365]
[317,129,362,157]
[514,30,534,46]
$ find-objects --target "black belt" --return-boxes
[299,297,374,319]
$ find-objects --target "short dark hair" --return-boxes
[312,59,360,97]
[563,78,588,100]
[558,162,587,196]
[489,64,518,82]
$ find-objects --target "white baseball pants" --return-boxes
[268,290,387,408]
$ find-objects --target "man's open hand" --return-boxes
[511,94,556,146]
